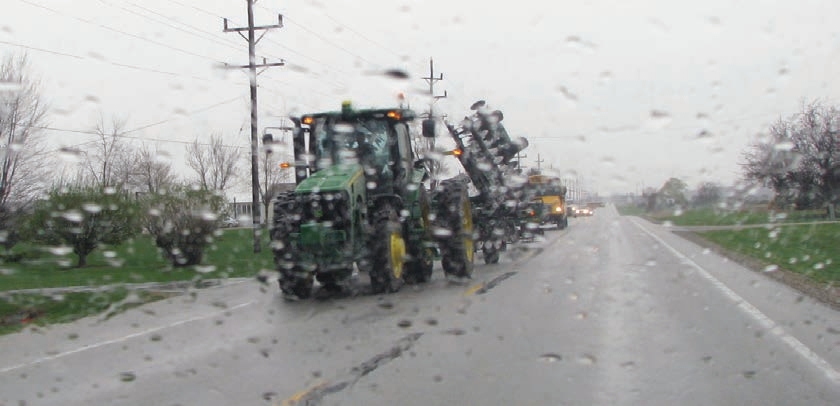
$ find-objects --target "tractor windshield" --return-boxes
[312,117,391,174]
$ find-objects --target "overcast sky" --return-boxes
[4,0,840,197]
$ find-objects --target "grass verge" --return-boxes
[0,228,274,292]
[698,223,840,284]
[0,289,171,336]
[615,205,647,217]
[618,204,830,227]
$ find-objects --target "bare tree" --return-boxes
[134,144,177,195]
[742,101,840,218]
[82,113,136,190]
[186,132,241,192]
[0,52,50,246]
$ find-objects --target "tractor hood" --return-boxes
[296,164,363,194]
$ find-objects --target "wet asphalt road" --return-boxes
[1,206,840,405]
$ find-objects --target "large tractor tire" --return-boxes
[434,182,475,278]
[369,204,406,294]
[404,189,434,284]
[271,193,312,299]
[279,271,313,300]
[483,245,500,264]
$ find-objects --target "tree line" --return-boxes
[0,52,289,267]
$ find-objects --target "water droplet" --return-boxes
[47,246,73,256]
[119,372,136,382]
[425,318,438,326]
[556,85,578,103]
[397,319,412,328]
[442,328,466,336]
[814,262,825,270]
[575,311,587,320]
[61,210,84,222]
[577,353,597,365]
[647,110,672,130]
[538,353,562,363]
[763,265,778,273]
[195,265,216,274]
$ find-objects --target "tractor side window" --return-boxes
[357,119,391,179]
[395,123,413,181]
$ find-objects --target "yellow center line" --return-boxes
[279,380,327,406]
[463,282,485,296]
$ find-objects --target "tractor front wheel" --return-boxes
[369,204,406,294]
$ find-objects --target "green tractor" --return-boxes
[269,102,474,299]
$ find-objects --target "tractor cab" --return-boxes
[295,102,418,197]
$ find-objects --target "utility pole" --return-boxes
[535,154,545,172]
[421,58,447,190]
[224,1,284,253]
[422,57,447,117]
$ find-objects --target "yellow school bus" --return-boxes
[528,175,568,229]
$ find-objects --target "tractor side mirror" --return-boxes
[422,119,436,138]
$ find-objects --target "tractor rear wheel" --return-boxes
[434,182,475,278]
[405,189,434,284]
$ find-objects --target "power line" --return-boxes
[0,40,83,59]
[39,96,246,149]
[530,112,783,139]
[17,0,224,63]
[0,39,224,82]
[97,0,243,54]
[282,16,377,67]
[319,11,403,59]
[124,96,244,134]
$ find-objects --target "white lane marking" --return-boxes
[630,218,840,385]
[0,301,254,374]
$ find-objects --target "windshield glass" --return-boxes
[312,117,390,171]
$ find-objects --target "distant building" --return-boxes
[229,182,296,224]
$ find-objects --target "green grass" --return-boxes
[700,223,840,284]
[0,228,274,292]
[0,289,170,335]
[616,204,830,227]
[655,207,828,226]
[616,205,647,216]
